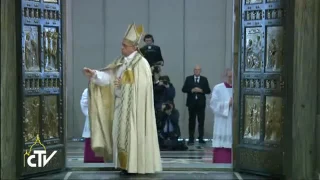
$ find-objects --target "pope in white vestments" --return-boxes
[210,69,233,163]
[82,23,162,174]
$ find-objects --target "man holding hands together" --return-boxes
[182,65,211,145]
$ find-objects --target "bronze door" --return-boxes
[236,0,287,176]
[18,0,65,177]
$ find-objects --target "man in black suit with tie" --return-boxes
[182,65,211,145]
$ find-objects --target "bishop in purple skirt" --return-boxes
[209,69,233,164]
[80,88,104,163]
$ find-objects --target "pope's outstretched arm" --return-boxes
[82,67,114,160]
[83,67,111,86]
[91,70,111,85]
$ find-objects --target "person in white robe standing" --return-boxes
[80,88,104,163]
[210,68,233,163]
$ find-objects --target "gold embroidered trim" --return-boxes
[121,70,134,84]
[118,151,128,169]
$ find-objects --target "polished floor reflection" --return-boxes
[29,171,270,180]
[67,141,232,170]
[27,141,269,179]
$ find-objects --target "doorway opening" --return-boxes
[63,0,236,172]
[18,0,289,178]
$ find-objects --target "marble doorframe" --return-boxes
[1,0,19,179]
[291,0,319,178]
[62,0,74,141]
[317,5,320,174]
[61,0,69,167]
[231,0,240,167]
[317,11,320,175]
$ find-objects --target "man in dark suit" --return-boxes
[182,65,211,145]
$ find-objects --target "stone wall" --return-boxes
[1,0,18,179]
[291,0,319,178]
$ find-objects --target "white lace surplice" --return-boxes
[210,83,233,148]
[80,88,90,138]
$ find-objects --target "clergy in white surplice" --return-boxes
[209,69,233,163]
[82,23,162,175]
[80,88,104,163]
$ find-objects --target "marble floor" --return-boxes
[67,141,232,170]
[26,141,270,179]
[29,171,271,180]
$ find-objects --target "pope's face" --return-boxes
[121,41,136,56]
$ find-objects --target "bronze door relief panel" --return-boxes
[237,0,286,176]
[20,0,64,177]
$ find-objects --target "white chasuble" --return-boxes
[88,52,162,174]
[210,82,233,148]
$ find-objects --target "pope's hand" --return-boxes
[83,67,95,78]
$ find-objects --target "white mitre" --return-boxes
[123,23,144,47]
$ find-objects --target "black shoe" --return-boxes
[187,139,194,145]
[120,169,128,175]
[199,139,206,144]
[120,169,132,175]
[120,169,136,176]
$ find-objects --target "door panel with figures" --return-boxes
[236,0,287,176]
[18,0,65,177]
